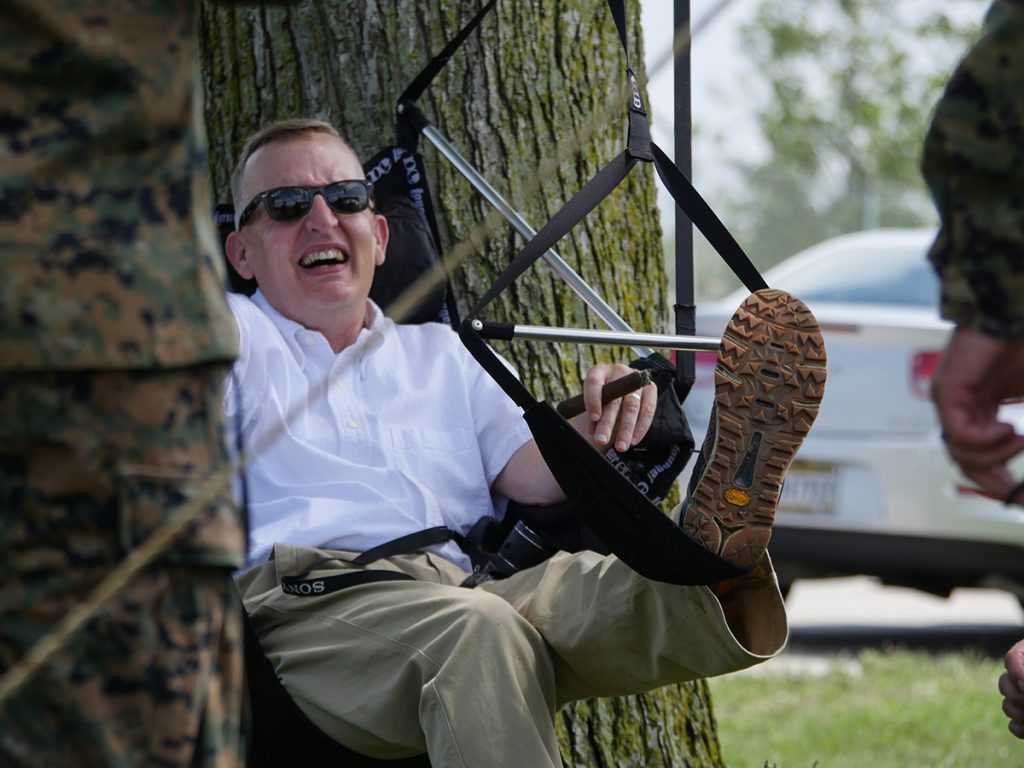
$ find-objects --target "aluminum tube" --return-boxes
[472,320,720,352]
[419,123,654,357]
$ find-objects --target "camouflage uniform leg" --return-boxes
[0,365,245,768]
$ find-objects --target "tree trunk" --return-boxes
[198,2,724,765]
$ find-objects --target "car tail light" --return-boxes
[954,484,1004,502]
[911,350,942,400]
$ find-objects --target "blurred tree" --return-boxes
[713,0,987,279]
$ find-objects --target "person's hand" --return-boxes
[570,363,657,453]
[1000,638,1024,738]
[931,328,1024,504]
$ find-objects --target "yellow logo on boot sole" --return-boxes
[724,488,750,507]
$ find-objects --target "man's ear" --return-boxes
[225,231,255,280]
[373,213,389,266]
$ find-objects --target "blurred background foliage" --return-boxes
[671,0,988,300]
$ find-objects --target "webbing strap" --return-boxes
[276,527,463,597]
[469,151,637,317]
[452,0,765,326]
[460,0,772,392]
[604,0,652,161]
[607,0,629,53]
[350,526,465,566]
[397,0,499,149]
[650,144,767,292]
[603,0,763,291]
[461,151,638,411]
[460,318,532,409]
[399,0,498,104]
[393,0,762,296]
[277,527,477,597]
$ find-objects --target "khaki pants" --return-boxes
[237,542,787,768]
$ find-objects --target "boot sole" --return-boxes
[682,288,827,571]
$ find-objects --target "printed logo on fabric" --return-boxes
[282,580,326,596]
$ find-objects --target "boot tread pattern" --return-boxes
[682,288,827,570]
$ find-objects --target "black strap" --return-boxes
[461,150,638,413]
[604,0,761,289]
[625,67,653,162]
[603,0,651,161]
[400,0,499,104]
[469,151,637,318]
[650,143,767,293]
[394,0,762,297]
[350,526,465,566]
[397,0,500,149]
[607,0,629,54]
[461,0,763,326]
[278,526,465,597]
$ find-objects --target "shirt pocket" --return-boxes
[387,426,478,458]
[386,426,482,489]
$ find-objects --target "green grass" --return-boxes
[707,649,1018,768]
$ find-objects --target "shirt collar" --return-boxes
[251,290,389,357]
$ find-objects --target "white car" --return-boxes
[682,228,1024,600]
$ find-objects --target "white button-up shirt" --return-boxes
[226,292,533,571]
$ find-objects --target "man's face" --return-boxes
[226,133,388,331]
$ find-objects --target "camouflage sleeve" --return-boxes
[921,0,1024,341]
[0,1,240,370]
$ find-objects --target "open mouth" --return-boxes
[299,248,348,269]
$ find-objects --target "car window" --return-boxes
[775,244,940,307]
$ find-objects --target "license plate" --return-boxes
[779,461,837,514]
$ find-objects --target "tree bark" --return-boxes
[198,2,724,765]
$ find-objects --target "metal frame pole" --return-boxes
[419,122,655,359]
[471,319,719,352]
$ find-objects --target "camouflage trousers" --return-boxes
[0,364,246,768]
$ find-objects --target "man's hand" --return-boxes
[932,328,1024,504]
[1000,638,1024,738]
[569,363,657,453]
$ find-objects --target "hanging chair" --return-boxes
[229,0,783,764]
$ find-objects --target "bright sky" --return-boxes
[641,0,754,151]
[640,0,759,219]
[640,0,990,223]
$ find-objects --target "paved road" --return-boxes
[767,577,1023,667]
[786,576,1023,628]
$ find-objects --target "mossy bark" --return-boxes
[197,2,723,765]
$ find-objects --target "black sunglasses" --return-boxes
[237,180,374,229]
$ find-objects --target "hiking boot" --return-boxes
[680,288,827,571]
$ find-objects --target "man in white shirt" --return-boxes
[227,118,805,766]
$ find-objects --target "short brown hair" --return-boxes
[230,118,347,214]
